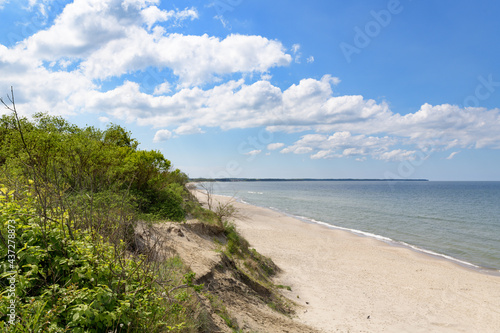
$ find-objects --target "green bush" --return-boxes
[223,223,249,257]
[0,106,205,332]
[0,184,199,332]
[0,112,191,222]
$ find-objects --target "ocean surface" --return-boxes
[204,181,500,273]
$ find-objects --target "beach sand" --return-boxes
[196,191,500,332]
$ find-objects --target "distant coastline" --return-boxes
[190,178,429,182]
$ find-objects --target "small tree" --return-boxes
[214,200,239,227]
[199,182,214,211]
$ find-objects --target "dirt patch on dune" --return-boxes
[135,220,320,333]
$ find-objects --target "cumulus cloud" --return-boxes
[153,129,172,142]
[12,0,289,87]
[282,131,404,161]
[153,81,171,95]
[267,143,285,150]
[80,32,291,85]
[121,0,159,11]
[141,6,197,29]
[1,0,500,164]
[0,0,293,117]
[78,75,500,162]
[19,0,129,60]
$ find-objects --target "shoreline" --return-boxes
[282,213,500,277]
[193,189,500,332]
[217,192,500,276]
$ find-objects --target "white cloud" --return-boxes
[25,0,57,19]
[261,73,272,81]
[292,43,301,63]
[307,56,314,63]
[281,131,402,160]
[0,46,95,117]
[153,129,172,142]
[1,0,500,164]
[267,143,284,150]
[20,0,129,60]
[174,124,204,135]
[99,116,110,122]
[446,151,460,160]
[81,32,291,85]
[376,149,417,161]
[0,0,293,117]
[153,81,171,95]
[58,59,72,68]
[214,14,230,29]
[311,150,336,160]
[15,1,288,87]
[244,150,262,156]
[172,7,198,22]
[78,74,500,161]
[140,5,169,28]
[280,146,313,154]
[385,104,500,149]
[141,6,198,29]
[121,0,159,11]
[0,1,8,9]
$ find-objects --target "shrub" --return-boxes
[0,111,190,223]
[0,184,195,332]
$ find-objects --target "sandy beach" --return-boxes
[197,191,500,333]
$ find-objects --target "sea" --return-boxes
[204,181,500,274]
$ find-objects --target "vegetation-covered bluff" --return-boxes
[0,92,316,333]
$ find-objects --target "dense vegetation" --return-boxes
[0,91,291,332]
[0,91,205,332]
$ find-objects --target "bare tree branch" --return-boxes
[199,182,214,211]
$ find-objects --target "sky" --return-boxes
[0,0,500,180]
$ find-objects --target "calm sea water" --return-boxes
[205,181,500,273]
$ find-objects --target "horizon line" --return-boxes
[189,178,430,182]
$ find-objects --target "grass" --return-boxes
[205,293,239,330]
[276,285,292,291]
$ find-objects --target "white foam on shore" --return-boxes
[295,213,500,275]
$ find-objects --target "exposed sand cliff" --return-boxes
[135,219,320,332]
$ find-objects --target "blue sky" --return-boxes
[1,0,499,180]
